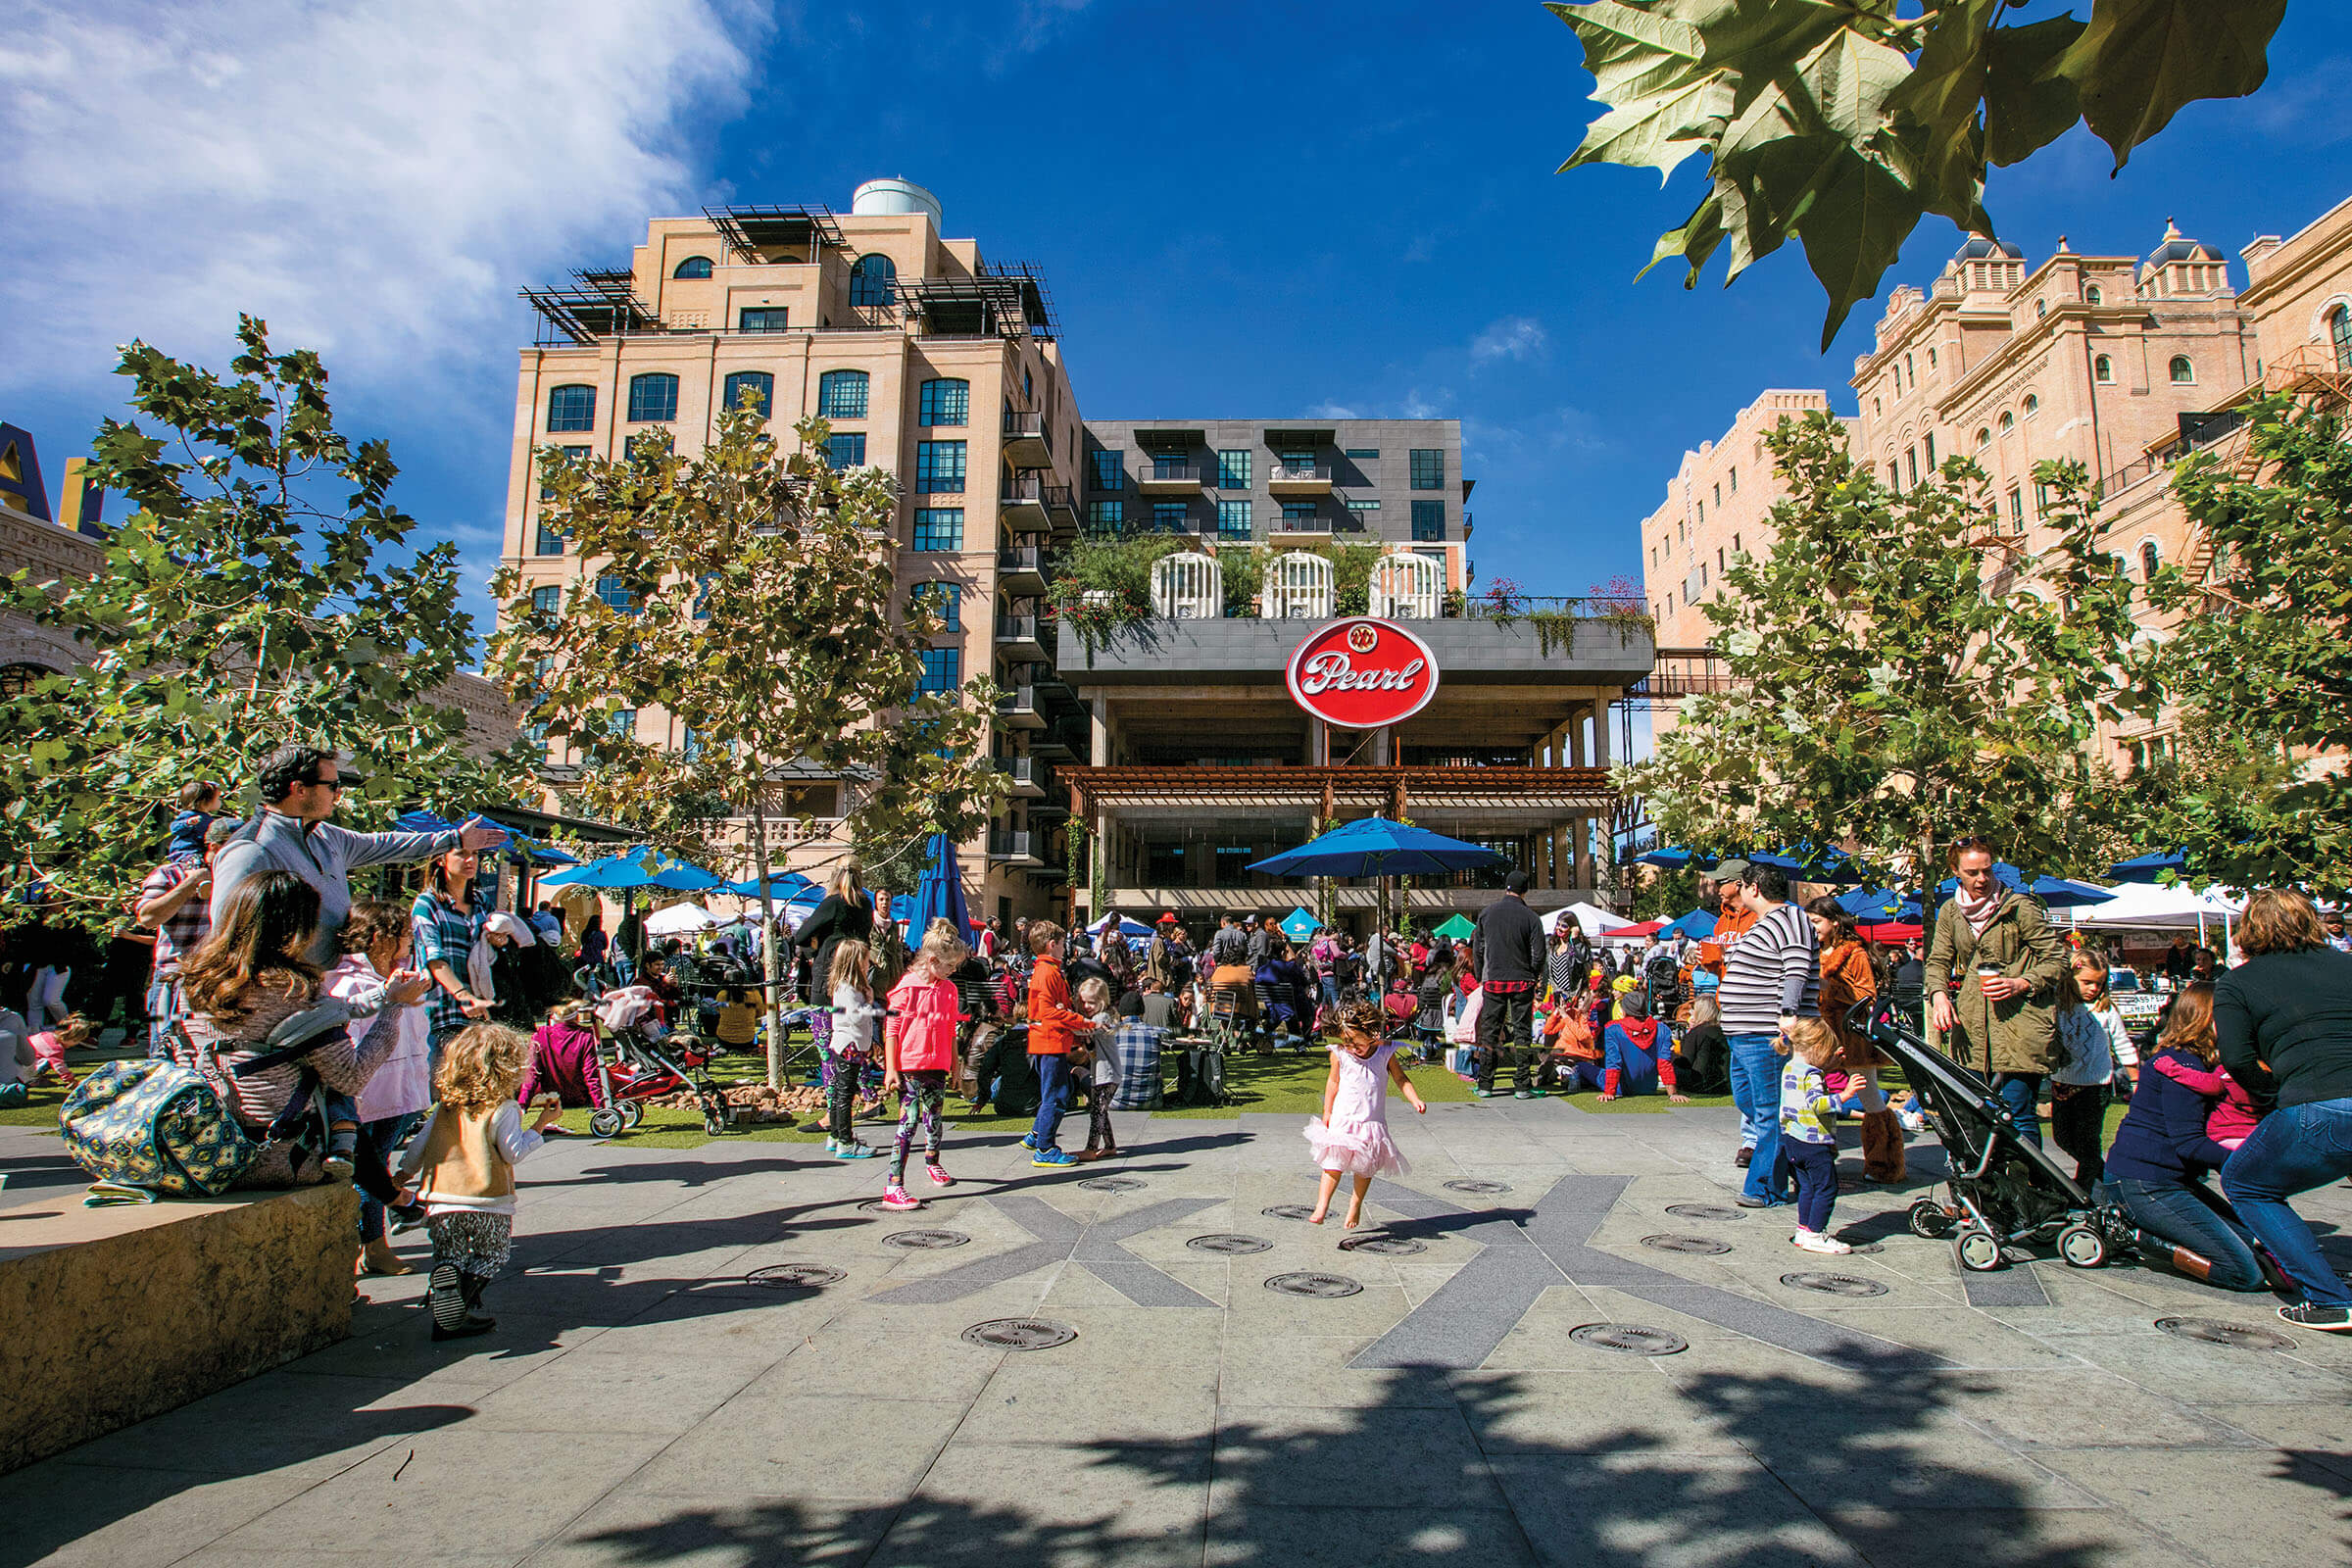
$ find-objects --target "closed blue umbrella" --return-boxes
[906,833,972,945]
[1249,816,1508,879]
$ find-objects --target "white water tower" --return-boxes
[852,178,942,229]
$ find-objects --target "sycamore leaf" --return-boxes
[1982,11,2088,166]
[1634,189,1728,286]
[1565,74,1737,178]
[2056,0,2288,170]
[1886,0,1995,222]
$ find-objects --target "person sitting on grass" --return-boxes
[1597,990,1690,1103]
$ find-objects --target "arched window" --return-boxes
[720,370,773,417]
[2169,356,2194,384]
[1998,411,2015,434]
[2094,354,2114,383]
[547,383,596,432]
[2085,284,2103,305]
[918,377,968,426]
[2139,541,2160,582]
[1975,427,1991,451]
[850,254,897,308]
[2034,299,2047,318]
[2023,394,2039,417]
[671,256,713,279]
[2330,305,2352,369]
[817,369,869,420]
[626,372,678,423]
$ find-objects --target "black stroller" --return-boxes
[1857,1000,2137,1274]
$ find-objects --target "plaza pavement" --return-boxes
[4,1094,2350,1567]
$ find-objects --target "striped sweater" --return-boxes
[1717,903,1821,1033]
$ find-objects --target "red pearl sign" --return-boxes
[1285,617,1442,729]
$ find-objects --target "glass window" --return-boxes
[818,369,869,420]
[823,432,865,469]
[1217,450,1251,489]
[2094,354,2114,383]
[1278,449,1315,472]
[626,373,678,422]
[919,377,969,426]
[1411,500,1445,541]
[850,254,897,308]
[915,648,959,696]
[720,370,773,417]
[1409,449,1445,490]
[693,572,714,620]
[1087,500,1124,535]
[915,439,966,493]
[1153,501,1188,532]
[912,508,964,551]
[2024,394,2039,417]
[1216,499,1252,540]
[2035,299,2047,318]
[1712,483,1721,508]
[1090,448,1124,491]
[1923,432,1936,468]
[1023,368,1034,402]
[1998,411,2015,433]
[1152,452,1192,480]
[1728,467,1738,493]
[2332,306,2352,369]
[595,572,637,612]
[913,581,961,629]
[547,384,597,432]
[608,709,636,740]
[672,256,713,279]
[1905,448,1919,487]
[1346,498,1380,512]
[2169,355,2194,384]
[536,445,589,500]
[1282,501,1316,527]
[2139,541,2160,581]
[530,585,560,617]
[533,523,564,557]
[2007,488,2026,531]
[738,307,789,332]
[1345,448,1379,460]
[1976,426,1991,449]
[2086,285,2103,305]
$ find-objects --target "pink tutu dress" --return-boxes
[1303,1042,1411,1177]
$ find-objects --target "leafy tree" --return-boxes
[1551,0,2292,344]
[0,317,535,927]
[487,402,1005,1083]
[2140,395,2352,897]
[1616,411,2152,888]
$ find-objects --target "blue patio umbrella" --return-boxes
[1636,846,1708,871]
[906,834,972,944]
[1934,863,2116,910]
[540,848,725,892]
[2107,850,2186,884]
[1279,906,1323,941]
[1661,907,1718,940]
[1249,816,1509,879]
[1837,886,1923,922]
[1748,845,1868,885]
[723,869,820,902]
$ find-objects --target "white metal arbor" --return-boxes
[1367,550,1444,618]
[1263,551,1334,618]
[1151,551,1223,618]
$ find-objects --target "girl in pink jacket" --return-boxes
[880,924,970,1210]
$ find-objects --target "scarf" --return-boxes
[1958,891,2004,937]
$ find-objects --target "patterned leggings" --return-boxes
[890,1069,947,1183]
[825,1051,864,1143]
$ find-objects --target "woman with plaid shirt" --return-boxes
[412,848,491,1068]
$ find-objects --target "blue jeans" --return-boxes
[2096,1176,2266,1292]
[1728,1032,1791,1204]
[2223,1098,2352,1306]
[358,1111,420,1243]
[1991,1072,2044,1147]
[1030,1052,1070,1152]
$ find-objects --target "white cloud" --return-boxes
[1308,401,1360,419]
[0,0,760,393]
[1468,315,1547,368]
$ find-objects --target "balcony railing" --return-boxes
[988,829,1039,860]
[1005,756,1050,791]
[996,613,1043,644]
[1269,462,1331,484]
[997,544,1050,581]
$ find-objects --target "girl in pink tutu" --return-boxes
[1305,1000,1427,1228]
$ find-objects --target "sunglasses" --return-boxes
[304,775,347,793]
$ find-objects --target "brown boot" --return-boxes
[1859,1109,1906,1183]
[361,1238,414,1276]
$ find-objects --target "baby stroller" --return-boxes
[585,987,736,1139]
[1857,1000,2135,1273]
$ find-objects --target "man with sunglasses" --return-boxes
[210,745,508,964]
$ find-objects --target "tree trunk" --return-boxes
[749,797,783,1089]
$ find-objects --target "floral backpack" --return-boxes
[59,1059,256,1204]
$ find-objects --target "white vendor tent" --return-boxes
[644,901,718,938]
[1544,902,1634,937]
[2064,882,2241,945]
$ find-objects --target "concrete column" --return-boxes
[1089,695,1109,766]
[1569,709,1589,768]
[1574,816,1596,891]
[1552,825,1571,891]
[1371,726,1392,765]
[1590,696,1612,768]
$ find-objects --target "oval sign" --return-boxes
[1285,617,1441,729]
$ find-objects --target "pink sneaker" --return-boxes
[925,1162,956,1188]
[880,1184,923,1210]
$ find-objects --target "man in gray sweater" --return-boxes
[211,745,508,965]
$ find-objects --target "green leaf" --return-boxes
[2055,0,2287,170]
[1982,12,2087,166]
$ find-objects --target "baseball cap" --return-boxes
[1712,858,1751,884]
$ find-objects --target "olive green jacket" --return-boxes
[1923,893,2069,1075]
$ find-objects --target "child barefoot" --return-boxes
[880,926,969,1209]
[1076,977,1121,1161]
[1780,1018,1849,1254]
[395,1022,561,1341]
[825,940,883,1159]
[1304,1000,1426,1230]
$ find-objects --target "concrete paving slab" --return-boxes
[1209,1403,1506,1511]
[0,1461,318,1568]
[624,1393,969,1501]
[524,1494,898,1568]
[1487,1451,1869,1568]
[887,1442,1210,1568]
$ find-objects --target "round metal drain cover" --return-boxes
[1444,1179,1512,1195]
[1187,1233,1273,1255]
[1569,1323,1690,1356]
[1339,1234,1427,1255]
[743,1263,844,1289]
[2155,1316,2295,1351]
[962,1318,1077,1351]
[1261,1203,1318,1221]
[1642,1234,1732,1256]
[1080,1176,1146,1193]
[1782,1271,1888,1298]
[883,1229,971,1250]
[1666,1203,1746,1223]
[1265,1271,1364,1298]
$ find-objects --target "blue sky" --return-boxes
[6,1,2348,653]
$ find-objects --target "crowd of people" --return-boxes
[11,753,2352,1339]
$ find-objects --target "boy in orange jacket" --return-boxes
[1023,921,1098,1167]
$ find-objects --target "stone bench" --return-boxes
[0,1182,358,1474]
